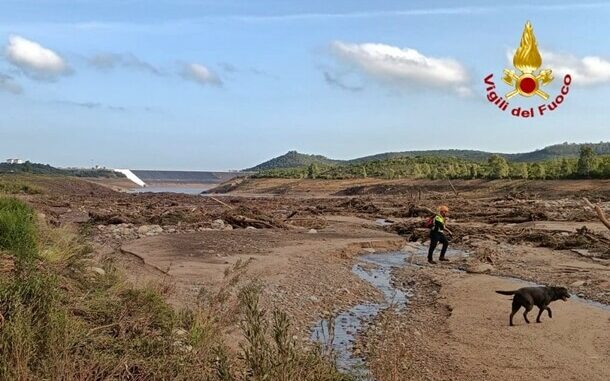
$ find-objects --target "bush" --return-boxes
[0,180,43,195]
[0,199,347,380]
[0,198,38,263]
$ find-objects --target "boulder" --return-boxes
[211,219,226,230]
[137,224,163,236]
[465,263,494,274]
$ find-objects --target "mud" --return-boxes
[7,175,610,380]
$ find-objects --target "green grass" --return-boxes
[0,197,347,380]
[0,180,43,195]
[0,198,38,263]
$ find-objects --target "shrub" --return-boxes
[0,197,38,263]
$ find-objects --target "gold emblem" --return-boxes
[503,21,553,100]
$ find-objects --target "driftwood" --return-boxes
[408,205,435,217]
[224,214,275,229]
[208,196,233,210]
[448,179,459,196]
[583,198,610,231]
[285,211,299,220]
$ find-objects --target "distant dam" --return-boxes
[115,169,251,190]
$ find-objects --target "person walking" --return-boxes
[428,205,452,264]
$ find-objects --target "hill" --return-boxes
[247,142,610,170]
[0,161,123,178]
[246,150,341,171]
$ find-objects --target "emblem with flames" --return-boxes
[502,21,553,100]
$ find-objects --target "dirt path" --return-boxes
[444,275,609,380]
[366,266,610,381]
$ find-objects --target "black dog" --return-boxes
[496,286,570,326]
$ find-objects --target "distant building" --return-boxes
[5,158,24,164]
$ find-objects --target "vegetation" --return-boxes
[0,161,123,178]
[245,151,341,171]
[0,197,345,380]
[0,179,44,195]
[256,147,610,180]
[247,142,610,172]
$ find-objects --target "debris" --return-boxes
[87,266,106,276]
[465,263,494,274]
[583,198,610,231]
[137,224,163,236]
[211,219,226,230]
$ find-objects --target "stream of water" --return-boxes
[310,245,610,379]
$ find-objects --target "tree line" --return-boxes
[257,147,610,180]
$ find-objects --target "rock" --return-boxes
[137,224,163,236]
[309,295,319,303]
[173,328,188,336]
[466,263,494,274]
[308,229,318,234]
[211,219,225,230]
[87,266,106,276]
[570,280,586,287]
[222,224,234,231]
[245,226,257,230]
[362,248,376,253]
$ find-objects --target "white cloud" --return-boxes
[89,53,163,76]
[181,63,222,86]
[506,49,610,86]
[330,41,470,95]
[542,51,610,86]
[5,35,70,80]
[0,73,23,94]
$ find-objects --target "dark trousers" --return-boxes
[428,230,448,260]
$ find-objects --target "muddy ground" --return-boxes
[9,175,610,380]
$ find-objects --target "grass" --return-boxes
[0,198,38,263]
[0,179,43,195]
[0,197,348,380]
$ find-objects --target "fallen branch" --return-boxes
[208,196,233,210]
[408,204,435,217]
[448,179,459,196]
[583,198,610,231]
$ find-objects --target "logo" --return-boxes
[484,21,571,118]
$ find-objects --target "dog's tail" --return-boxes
[495,290,517,295]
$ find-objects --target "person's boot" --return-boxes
[439,256,449,262]
[428,257,436,264]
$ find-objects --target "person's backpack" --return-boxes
[424,215,435,229]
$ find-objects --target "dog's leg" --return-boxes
[536,306,551,323]
[509,302,520,326]
[546,307,552,318]
[523,305,533,324]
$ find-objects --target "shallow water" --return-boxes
[311,245,609,379]
[129,186,207,194]
[310,250,415,380]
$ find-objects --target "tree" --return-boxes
[469,165,478,179]
[577,146,595,178]
[529,163,546,179]
[487,155,510,179]
[510,163,528,179]
[307,163,318,179]
[560,158,572,178]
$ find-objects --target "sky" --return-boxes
[1,0,610,170]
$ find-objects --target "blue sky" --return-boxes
[1,0,609,170]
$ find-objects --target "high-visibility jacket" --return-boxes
[432,214,446,233]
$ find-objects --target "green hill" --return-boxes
[245,150,341,171]
[0,161,123,178]
[247,142,610,170]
